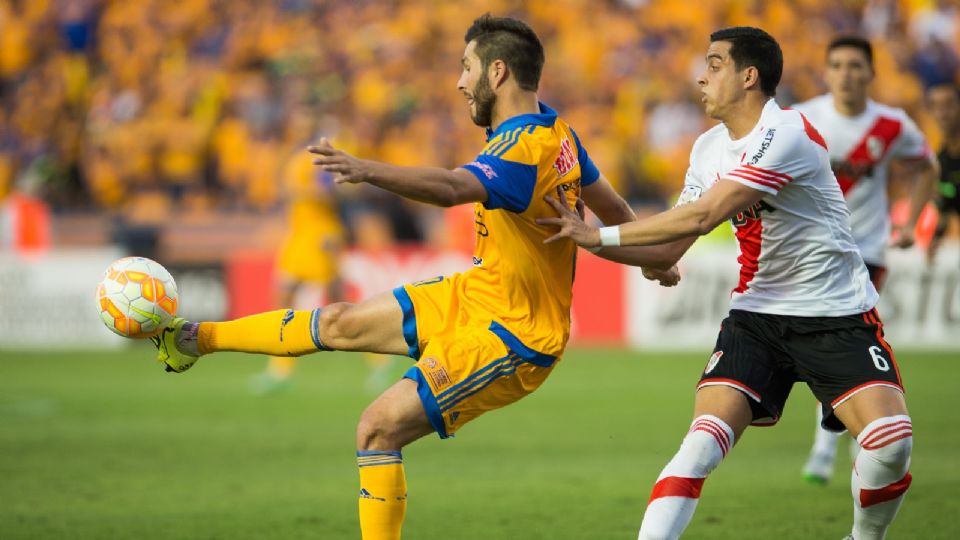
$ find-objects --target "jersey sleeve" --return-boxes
[725,127,809,196]
[676,140,709,207]
[569,128,600,187]
[889,112,932,161]
[461,134,538,213]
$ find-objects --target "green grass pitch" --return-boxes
[1,345,957,539]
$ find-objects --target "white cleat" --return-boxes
[802,451,835,485]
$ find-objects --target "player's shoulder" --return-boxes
[692,123,727,151]
[762,105,821,145]
[791,93,831,115]
[866,99,912,122]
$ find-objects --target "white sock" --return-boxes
[849,415,913,540]
[812,405,842,457]
[638,415,734,540]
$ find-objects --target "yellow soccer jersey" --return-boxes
[277,151,345,283]
[459,102,600,358]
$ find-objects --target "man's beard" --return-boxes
[470,72,496,127]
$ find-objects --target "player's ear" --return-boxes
[490,59,509,89]
[743,66,761,91]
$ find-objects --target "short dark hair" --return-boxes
[464,13,545,91]
[710,26,783,96]
[827,35,874,68]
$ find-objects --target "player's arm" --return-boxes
[309,138,487,207]
[539,179,766,248]
[891,153,940,248]
[580,175,694,270]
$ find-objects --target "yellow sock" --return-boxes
[197,309,329,356]
[357,451,407,540]
[267,356,297,378]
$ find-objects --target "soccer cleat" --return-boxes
[802,450,835,485]
[150,317,199,373]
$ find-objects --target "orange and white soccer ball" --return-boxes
[96,256,179,338]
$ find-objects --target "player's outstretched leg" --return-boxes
[833,387,912,540]
[638,387,752,540]
[153,291,409,372]
[803,404,841,484]
[355,378,434,540]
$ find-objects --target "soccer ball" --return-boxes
[96,256,179,338]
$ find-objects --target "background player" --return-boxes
[150,14,678,540]
[251,131,347,393]
[540,27,913,540]
[925,82,960,265]
[793,36,938,484]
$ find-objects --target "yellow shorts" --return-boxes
[392,274,560,438]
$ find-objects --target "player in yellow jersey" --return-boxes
[251,142,347,393]
[150,14,680,539]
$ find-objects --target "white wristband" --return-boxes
[599,226,621,247]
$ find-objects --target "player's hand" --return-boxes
[642,265,681,287]
[308,138,374,184]
[889,225,915,249]
[537,187,600,247]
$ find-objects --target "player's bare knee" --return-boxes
[356,406,400,451]
[317,302,356,348]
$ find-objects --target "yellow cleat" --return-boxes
[150,317,199,373]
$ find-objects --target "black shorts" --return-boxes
[698,308,904,432]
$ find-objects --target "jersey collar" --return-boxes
[486,102,557,141]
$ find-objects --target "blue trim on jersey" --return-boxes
[569,127,600,187]
[488,321,557,367]
[403,366,449,439]
[485,128,520,157]
[485,101,558,140]
[492,128,524,158]
[463,154,537,213]
[392,286,421,359]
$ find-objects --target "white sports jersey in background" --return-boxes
[683,99,878,317]
[793,95,932,266]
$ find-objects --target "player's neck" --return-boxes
[490,91,540,132]
[722,98,766,140]
[833,96,868,117]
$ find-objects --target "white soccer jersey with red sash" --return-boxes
[683,99,878,316]
[794,95,932,265]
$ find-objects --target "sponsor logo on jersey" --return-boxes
[749,128,777,164]
[731,200,777,226]
[469,161,498,179]
[472,256,483,266]
[554,137,578,177]
[449,411,460,424]
[704,350,723,374]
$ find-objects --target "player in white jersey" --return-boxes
[793,36,938,485]
[540,27,913,540]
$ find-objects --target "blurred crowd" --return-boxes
[1,0,957,242]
